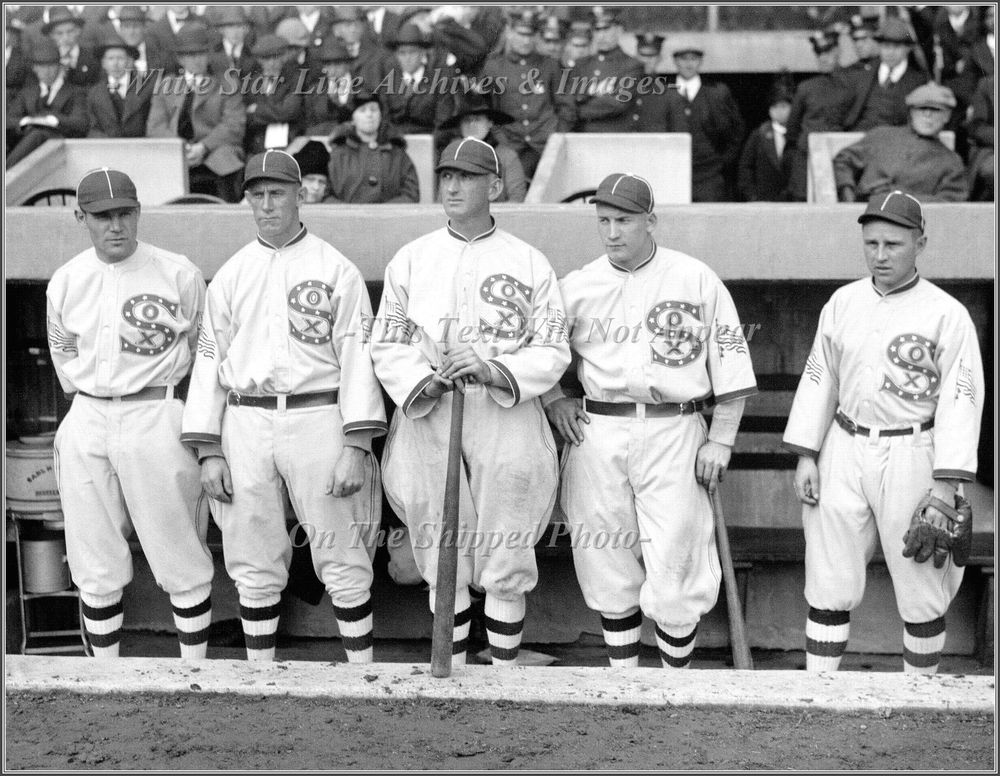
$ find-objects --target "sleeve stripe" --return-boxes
[488,359,520,405]
[782,442,819,458]
[180,432,222,446]
[932,469,976,482]
[714,385,758,404]
[402,373,435,416]
[343,420,389,435]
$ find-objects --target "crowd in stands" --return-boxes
[5,4,995,202]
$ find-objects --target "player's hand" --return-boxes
[326,446,365,498]
[545,397,590,446]
[794,455,820,506]
[696,440,731,494]
[201,455,233,504]
[185,142,207,167]
[438,345,492,389]
[422,372,456,399]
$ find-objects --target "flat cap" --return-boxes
[905,82,957,109]
[875,17,915,44]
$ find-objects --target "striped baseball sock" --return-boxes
[485,594,525,666]
[239,594,281,661]
[601,609,642,667]
[81,591,124,658]
[655,622,697,668]
[805,608,850,672]
[903,616,946,675]
[429,586,472,666]
[170,584,212,660]
[333,597,374,664]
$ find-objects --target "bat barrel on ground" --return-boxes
[710,487,754,670]
[431,389,465,678]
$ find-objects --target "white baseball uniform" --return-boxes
[181,226,386,659]
[370,221,570,661]
[47,240,215,656]
[783,275,984,630]
[545,246,757,640]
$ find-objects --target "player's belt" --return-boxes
[835,410,934,438]
[226,389,339,409]
[583,398,713,417]
[78,385,175,402]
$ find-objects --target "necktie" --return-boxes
[178,87,196,141]
[36,85,49,113]
[774,130,785,160]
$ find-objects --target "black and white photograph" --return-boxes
[3,1,995,770]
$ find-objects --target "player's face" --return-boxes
[909,105,950,137]
[77,206,140,264]
[862,220,926,293]
[247,180,304,246]
[439,169,500,221]
[595,204,656,268]
[301,173,329,203]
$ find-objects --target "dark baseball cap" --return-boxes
[858,190,925,232]
[435,137,501,176]
[591,173,655,213]
[242,150,302,190]
[76,168,140,213]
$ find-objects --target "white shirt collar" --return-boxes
[403,65,425,83]
[948,9,970,32]
[879,58,908,84]
[299,9,320,32]
[167,10,188,35]
[771,121,786,136]
[223,39,241,59]
[368,7,386,33]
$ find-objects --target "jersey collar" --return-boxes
[872,271,920,297]
[447,217,496,244]
[257,224,307,250]
[608,243,657,274]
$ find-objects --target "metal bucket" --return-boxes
[17,514,71,594]
[6,434,60,512]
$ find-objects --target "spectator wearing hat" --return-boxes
[844,17,928,132]
[480,9,576,178]
[147,5,216,59]
[738,77,794,201]
[965,74,993,202]
[418,5,505,78]
[273,17,323,92]
[537,16,568,61]
[304,38,360,135]
[146,26,246,202]
[292,139,332,203]
[630,33,670,132]
[326,92,419,204]
[5,11,31,106]
[932,5,980,83]
[86,34,154,138]
[835,82,968,203]
[43,5,101,87]
[331,5,394,92]
[370,137,570,670]
[207,6,256,84]
[378,22,457,136]
[562,25,593,68]
[663,44,745,201]
[115,6,176,78]
[437,91,526,202]
[568,8,644,133]
[6,37,89,168]
[843,14,880,80]
[243,35,306,156]
[784,30,855,201]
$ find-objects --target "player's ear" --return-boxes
[296,185,306,206]
[914,231,927,256]
[487,173,504,202]
[646,212,657,233]
[74,209,87,224]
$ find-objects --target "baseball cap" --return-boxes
[905,82,957,110]
[435,137,501,176]
[76,168,140,213]
[242,149,302,190]
[858,190,925,232]
[591,173,655,213]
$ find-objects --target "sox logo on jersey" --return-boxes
[480,273,532,340]
[883,333,940,400]
[646,300,704,367]
[288,280,334,345]
[120,294,179,355]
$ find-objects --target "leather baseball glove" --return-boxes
[902,490,973,568]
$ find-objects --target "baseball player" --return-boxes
[544,173,757,668]
[783,191,984,674]
[46,168,214,659]
[370,137,571,666]
[181,150,386,663]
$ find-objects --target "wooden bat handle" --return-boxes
[430,388,465,678]
[711,488,754,670]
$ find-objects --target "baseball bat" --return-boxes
[430,388,465,678]
[710,487,754,670]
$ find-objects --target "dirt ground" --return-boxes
[5,689,994,770]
